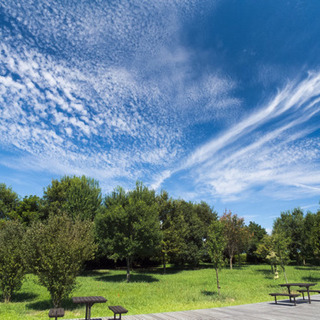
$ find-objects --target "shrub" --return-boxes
[24,214,97,307]
[0,221,25,302]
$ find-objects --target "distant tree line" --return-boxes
[1,176,320,303]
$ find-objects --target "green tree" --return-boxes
[0,221,25,302]
[157,193,187,273]
[255,234,276,271]
[24,214,97,307]
[256,232,290,282]
[0,183,19,221]
[163,200,216,266]
[95,182,161,282]
[11,195,44,225]
[301,211,316,264]
[272,231,290,283]
[43,175,102,221]
[246,221,267,263]
[310,210,320,261]
[173,200,204,266]
[220,210,246,269]
[207,220,227,295]
[273,208,304,263]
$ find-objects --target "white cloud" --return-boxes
[155,72,320,201]
[0,0,236,191]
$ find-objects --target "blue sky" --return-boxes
[1,0,320,231]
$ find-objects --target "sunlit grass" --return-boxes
[1,264,320,319]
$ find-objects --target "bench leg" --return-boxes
[307,288,311,304]
[302,292,305,300]
[274,296,277,304]
[113,313,123,320]
[293,296,296,306]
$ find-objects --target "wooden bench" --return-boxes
[298,289,320,300]
[49,308,64,320]
[269,293,300,306]
[108,305,128,320]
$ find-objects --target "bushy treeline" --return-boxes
[1,176,320,303]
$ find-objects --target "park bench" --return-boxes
[298,289,320,300]
[49,308,64,320]
[108,305,128,320]
[269,293,300,306]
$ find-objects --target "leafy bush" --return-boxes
[0,221,25,302]
[24,214,97,307]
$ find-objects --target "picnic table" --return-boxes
[72,296,107,320]
[279,283,317,304]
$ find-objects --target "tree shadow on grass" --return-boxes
[97,273,159,283]
[302,275,320,282]
[295,266,320,271]
[11,292,38,303]
[201,290,218,296]
[26,299,52,311]
[231,265,245,270]
[255,268,274,280]
[134,267,182,276]
[26,297,82,311]
[81,269,111,278]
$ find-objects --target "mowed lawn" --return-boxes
[1,265,320,320]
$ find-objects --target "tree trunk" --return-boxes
[215,268,221,295]
[229,256,233,270]
[281,265,288,283]
[126,257,131,283]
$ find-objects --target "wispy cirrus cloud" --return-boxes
[156,72,320,201]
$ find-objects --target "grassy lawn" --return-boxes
[1,264,320,320]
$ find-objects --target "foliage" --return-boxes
[95,182,162,282]
[0,221,26,303]
[246,221,267,263]
[220,210,247,269]
[302,212,317,263]
[255,232,290,282]
[207,219,227,294]
[173,200,205,265]
[43,175,102,221]
[23,214,97,307]
[273,208,304,263]
[10,195,44,225]
[157,192,185,273]
[310,211,320,259]
[159,197,216,267]
[0,184,19,221]
[271,231,290,282]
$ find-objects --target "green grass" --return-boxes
[1,264,320,320]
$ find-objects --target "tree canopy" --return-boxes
[0,183,19,221]
[95,182,161,282]
[43,175,102,221]
[24,214,97,307]
[207,219,227,295]
[220,210,248,269]
[0,220,25,302]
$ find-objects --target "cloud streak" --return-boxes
[158,72,320,201]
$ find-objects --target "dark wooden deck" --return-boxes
[67,294,320,320]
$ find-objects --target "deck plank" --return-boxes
[66,295,320,320]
